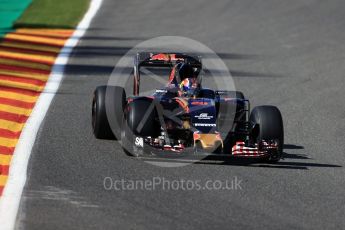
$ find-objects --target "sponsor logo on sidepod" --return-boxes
[194,113,213,120]
[194,123,216,127]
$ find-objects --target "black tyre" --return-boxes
[92,86,126,139]
[249,105,284,162]
[105,86,126,139]
[121,99,160,156]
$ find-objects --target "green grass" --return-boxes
[14,0,90,29]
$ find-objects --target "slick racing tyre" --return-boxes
[249,105,284,162]
[92,85,126,139]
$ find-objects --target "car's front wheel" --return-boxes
[249,105,284,162]
[92,85,126,139]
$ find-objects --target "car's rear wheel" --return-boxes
[249,105,284,162]
[92,85,126,139]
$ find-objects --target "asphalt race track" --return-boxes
[16,0,345,229]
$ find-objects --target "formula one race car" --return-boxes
[92,53,284,162]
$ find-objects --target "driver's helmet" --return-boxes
[176,63,199,95]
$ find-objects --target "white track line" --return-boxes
[0,0,103,229]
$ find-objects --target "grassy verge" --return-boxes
[14,0,90,29]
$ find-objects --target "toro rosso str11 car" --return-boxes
[92,53,284,162]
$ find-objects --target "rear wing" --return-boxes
[133,52,202,95]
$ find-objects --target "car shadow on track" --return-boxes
[60,45,261,61]
[138,144,342,170]
[201,144,341,170]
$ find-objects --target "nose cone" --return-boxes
[194,133,223,150]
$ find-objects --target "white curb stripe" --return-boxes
[0,0,103,229]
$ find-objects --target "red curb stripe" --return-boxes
[0,111,28,123]
[0,46,58,57]
[0,128,21,139]
[0,75,46,86]
[0,64,51,75]
[0,86,40,97]
[0,85,42,94]
[0,165,9,175]
[0,97,35,109]
[0,146,15,155]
